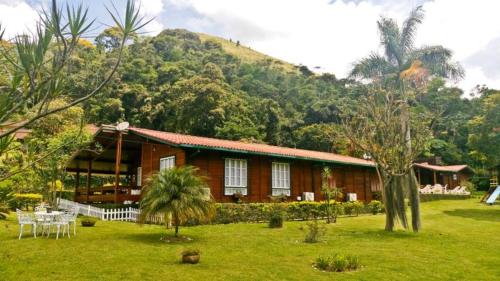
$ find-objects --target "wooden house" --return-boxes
[67,125,380,204]
[413,162,474,188]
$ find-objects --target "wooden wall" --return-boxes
[141,143,186,179]
[140,143,379,202]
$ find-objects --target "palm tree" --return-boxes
[140,166,214,237]
[350,6,464,83]
[349,6,463,232]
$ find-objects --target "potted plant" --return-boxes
[232,192,245,203]
[181,249,201,264]
[80,216,97,227]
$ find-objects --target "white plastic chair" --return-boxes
[51,214,70,239]
[64,208,78,236]
[16,209,36,240]
[35,213,52,237]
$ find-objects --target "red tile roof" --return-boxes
[129,127,375,167]
[414,162,471,173]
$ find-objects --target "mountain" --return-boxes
[197,33,299,74]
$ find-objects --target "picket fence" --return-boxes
[57,198,165,224]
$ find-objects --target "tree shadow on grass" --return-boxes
[443,209,500,222]
[337,228,419,240]
[122,232,201,245]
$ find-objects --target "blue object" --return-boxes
[486,186,500,204]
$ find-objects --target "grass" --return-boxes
[197,33,299,74]
[1,199,499,280]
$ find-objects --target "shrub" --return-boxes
[269,212,284,228]
[181,249,200,256]
[367,200,383,215]
[314,253,361,272]
[288,201,321,220]
[420,194,471,202]
[80,216,97,227]
[181,249,201,264]
[318,200,344,223]
[303,220,326,243]
[13,193,43,210]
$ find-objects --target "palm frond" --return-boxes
[400,6,424,56]
[140,166,214,235]
[349,53,397,80]
[377,17,402,67]
[410,45,465,80]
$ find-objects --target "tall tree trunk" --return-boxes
[383,177,395,231]
[174,213,179,237]
[408,169,421,232]
[394,175,408,229]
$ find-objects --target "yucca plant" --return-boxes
[0,0,151,158]
[140,166,214,237]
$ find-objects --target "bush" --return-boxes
[269,212,284,228]
[344,201,363,216]
[367,200,383,215]
[288,201,321,220]
[303,220,326,243]
[210,201,379,225]
[12,193,43,210]
[80,216,97,227]
[314,253,361,272]
[420,194,471,202]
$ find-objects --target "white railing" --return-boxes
[57,198,165,224]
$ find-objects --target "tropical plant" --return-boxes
[347,6,463,232]
[321,167,343,223]
[0,0,150,157]
[314,253,361,272]
[140,166,214,237]
[303,220,326,243]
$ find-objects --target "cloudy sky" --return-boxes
[2,0,500,94]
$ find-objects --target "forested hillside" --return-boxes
[64,28,497,179]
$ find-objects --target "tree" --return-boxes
[140,166,214,237]
[468,90,500,169]
[342,86,431,231]
[0,0,150,153]
[348,6,463,232]
[321,167,343,224]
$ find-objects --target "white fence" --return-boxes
[57,198,165,224]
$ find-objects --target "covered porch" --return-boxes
[414,162,474,188]
[66,125,143,204]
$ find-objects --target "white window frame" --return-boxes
[224,158,248,195]
[272,162,291,196]
[159,156,176,171]
[137,167,142,186]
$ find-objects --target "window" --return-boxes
[224,158,248,195]
[137,167,142,186]
[272,162,290,196]
[160,156,175,171]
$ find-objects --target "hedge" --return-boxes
[12,193,43,210]
[419,194,471,202]
[210,201,382,225]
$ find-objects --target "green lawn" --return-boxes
[1,199,499,281]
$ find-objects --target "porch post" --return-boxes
[86,160,92,203]
[114,131,123,204]
[74,170,80,201]
[417,168,421,185]
[433,170,437,185]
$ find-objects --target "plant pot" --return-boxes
[81,221,96,227]
[182,254,200,264]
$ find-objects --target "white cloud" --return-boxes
[0,0,39,39]
[136,0,166,35]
